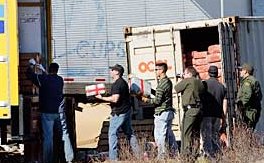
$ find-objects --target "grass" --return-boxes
[82,124,264,163]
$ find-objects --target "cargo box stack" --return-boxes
[185,44,223,82]
[19,53,40,95]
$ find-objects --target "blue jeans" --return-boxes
[108,109,140,160]
[41,113,60,163]
[154,110,178,159]
[41,100,74,163]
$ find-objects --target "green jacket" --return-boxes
[174,77,205,107]
[237,75,262,110]
[146,76,173,114]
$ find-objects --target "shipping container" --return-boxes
[124,16,264,140]
[49,1,250,95]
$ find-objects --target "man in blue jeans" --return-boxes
[141,62,178,159]
[27,61,74,163]
[95,64,140,161]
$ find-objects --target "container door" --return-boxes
[126,27,183,140]
[219,22,238,146]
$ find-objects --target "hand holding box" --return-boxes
[129,77,151,97]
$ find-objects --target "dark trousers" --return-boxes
[181,107,202,157]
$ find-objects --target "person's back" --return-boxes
[174,66,204,157]
[201,65,226,158]
[27,62,73,163]
[203,78,226,118]
[39,74,64,113]
[176,77,204,107]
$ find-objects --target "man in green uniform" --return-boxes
[174,66,204,157]
[237,63,262,129]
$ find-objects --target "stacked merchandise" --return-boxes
[19,53,41,95]
[184,45,223,82]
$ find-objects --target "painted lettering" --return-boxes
[138,59,172,73]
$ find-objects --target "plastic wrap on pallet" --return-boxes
[129,77,151,97]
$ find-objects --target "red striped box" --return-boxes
[129,77,151,97]
[85,83,106,96]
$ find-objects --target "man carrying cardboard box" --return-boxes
[95,64,140,161]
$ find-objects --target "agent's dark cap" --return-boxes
[239,63,254,74]
[109,64,124,75]
[208,65,218,77]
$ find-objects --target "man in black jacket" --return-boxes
[27,62,73,163]
[201,65,227,158]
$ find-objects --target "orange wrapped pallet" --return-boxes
[192,58,207,66]
[208,44,221,54]
[207,53,221,63]
[192,51,207,59]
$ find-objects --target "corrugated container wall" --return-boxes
[237,18,264,132]
[50,0,251,94]
[253,0,264,16]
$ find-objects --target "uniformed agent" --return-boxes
[237,63,262,129]
[174,66,205,157]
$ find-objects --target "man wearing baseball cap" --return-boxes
[95,64,140,161]
[237,63,262,129]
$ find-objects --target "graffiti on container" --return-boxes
[61,67,109,77]
[62,0,106,32]
[93,0,106,31]
[54,40,125,59]
[138,59,172,73]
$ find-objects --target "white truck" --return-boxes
[124,16,264,141]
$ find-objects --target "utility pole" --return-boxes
[221,0,224,18]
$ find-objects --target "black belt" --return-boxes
[155,109,174,116]
[183,104,200,111]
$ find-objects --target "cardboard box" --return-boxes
[129,77,151,96]
[85,83,106,96]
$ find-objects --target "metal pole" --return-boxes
[221,0,224,18]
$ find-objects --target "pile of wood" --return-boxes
[184,44,223,82]
[19,53,40,95]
